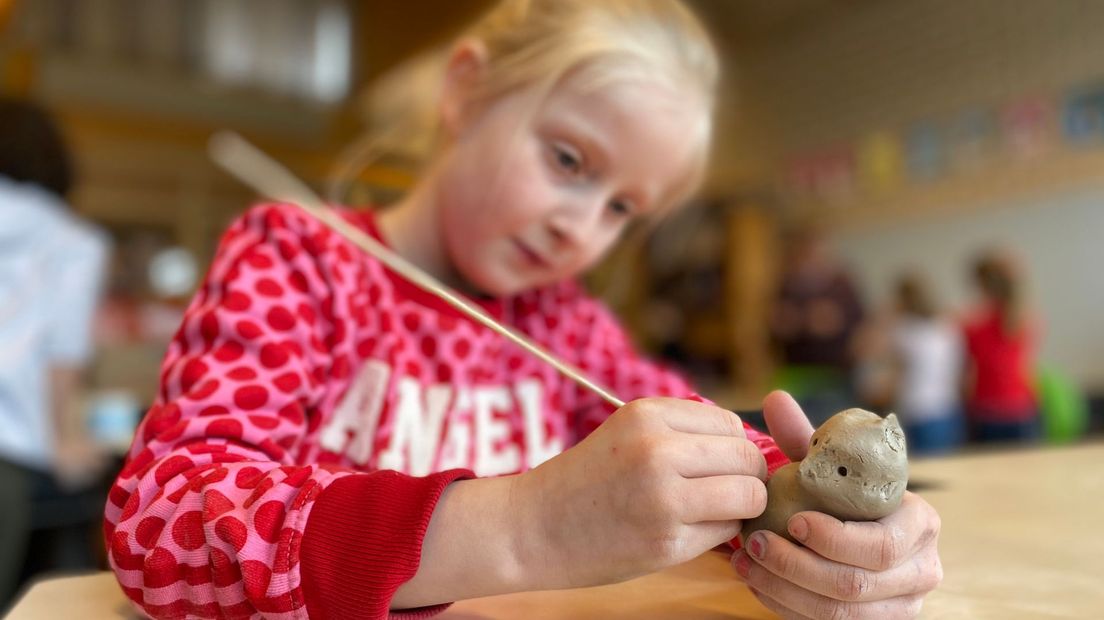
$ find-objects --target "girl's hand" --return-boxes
[516,397,775,589]
[732,392,943,619]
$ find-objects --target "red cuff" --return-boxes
[301,468,475,620]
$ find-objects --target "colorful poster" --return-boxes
[1001,97,1055,160]
[904,121,944,183]
[1061,84,1104,146]
[857,131,903,195]
[785,147,857,206]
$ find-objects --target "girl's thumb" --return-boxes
[762,390,816,462]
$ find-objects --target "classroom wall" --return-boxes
[834,184,1104,391]
[728,0,1104,391]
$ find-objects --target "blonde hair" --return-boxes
[330,0,719,212]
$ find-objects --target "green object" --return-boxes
[1037,367,1089,443]
[772,365,847,398]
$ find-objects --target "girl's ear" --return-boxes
[440,39,489,139]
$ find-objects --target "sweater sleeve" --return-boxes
[104,204,472,620]
[566,292,789,476]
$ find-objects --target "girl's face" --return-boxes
[434,71,704,297]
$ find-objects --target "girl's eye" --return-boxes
[551,144,582,176]
[608,200,634,217]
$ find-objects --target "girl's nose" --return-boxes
[547,197,605,248]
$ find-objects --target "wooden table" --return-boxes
[9,442,1103,619]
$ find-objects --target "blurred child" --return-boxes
[769,224,866,426]
[889,272,964,456]
[104,2,943,618]
[0,98,110,610]
[963,248,1040,443]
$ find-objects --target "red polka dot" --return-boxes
[266,307,296,332]
[331,355,350,380]
[224,291,252,312]
[207,418,244,439]
[199,405,229,417]
[249,415,280,430]
[254,501,286,544]
[172,511,205,551]
[273,372,301,393]
[248,253,274,270]
[234,385,269,410]
[155,455,196,486]
[209,548,241,588]
[188,377,220,401]
[236,320,263,340]
[336,243,353,263]
[453,339,472,359]
[200,313,220,345]
[356,337,378,358]
[277,403,304,425]
[507,356,524,371]
[244,478,274,509]
[215,516,248,552]
[436,363,453,382]
[278,240,299,262]
[420,336,437,357]
[109,483,131,509]
[403,360,422,377]
[202,489,235,523]
[227,366,258,381]
[256,278,284,298]
[283,340,304,358]
[143,547,183,588]
[280,466,311,488]
[368,284,382,305]
[213,340,245,362]
[402,312,421,332]
[158,421,187,443]
[143,403,182,443]
[241,560,272,600]
[260,343,290,369]
[297,303,316,325]
[135,516,166,549]
[180,359,209,391]
[235,466,265,489]
[288,270,309,293]
[111,531,144,571]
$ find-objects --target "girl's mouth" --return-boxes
[513,239,551,269]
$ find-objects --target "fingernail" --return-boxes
[748,532,766,560]
[786,511,812,540]
[733,550,751,578]
[789,516,809,542]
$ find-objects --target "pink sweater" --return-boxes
[105,204,787,619]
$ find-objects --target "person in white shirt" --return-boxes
[888,272,965,456]
[0,98,109,609]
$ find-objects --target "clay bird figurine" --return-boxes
[741,408,909,545]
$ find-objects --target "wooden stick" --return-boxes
[208,131,626,409]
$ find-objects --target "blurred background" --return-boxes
[2,0,1103,607]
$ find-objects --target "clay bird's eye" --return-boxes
[838,466,848,476]
[812,438,819,446]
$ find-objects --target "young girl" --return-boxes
[963,249,1040,442]
[889,272,964,456]
[104,1,942,618]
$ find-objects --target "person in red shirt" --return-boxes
[962,249,1041,443]
[104,1,943,618]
